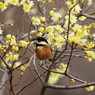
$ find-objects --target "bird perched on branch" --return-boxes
[34,37,52,60]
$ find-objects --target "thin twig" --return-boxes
[9,70,16,95]
[33,55,44,83]
[66,0,82,48]
[46,82,95,90]
[16,70,47,95]
[65,43,74,73]
[0,69,8,95]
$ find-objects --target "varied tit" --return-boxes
[34,37,52,60]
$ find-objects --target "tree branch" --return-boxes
[46,82,95,90]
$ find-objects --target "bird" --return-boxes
[34,37,52,60]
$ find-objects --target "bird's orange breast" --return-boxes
[36,44,52,60]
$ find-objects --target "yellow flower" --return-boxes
[2,62,7,67]
[66,1,73,8]
[18,40,29,47]
[40,17,46,22]
[69,78,75,83]
[51,12,62,22]
[6,35,16,45]
[54,25,64,33]
[50,9,62,23]
[84,56,92,62]
[20,63,30,71]
[0,2,7,11]
[20,64,29,71]
[76,29,84,37]
[11,35,15,39]
[23,1,34,12]
[56,63,67,78]
[48,72,59,84]
[70,14,77,24]
[84,50,95,59]
[54,42,63,48]
[20,66,26,71]
[72,24,82,32]
[79,16,86,21]
[31,17,41,25]
[6,52,19,60]
[38,27,44,32]
[73,5,81,14]
[86,86,94,91]
[69,36,80,44]
[10,0,19,5]
[84,42,95,49]
[6,34,12,39]
[65,14,77,24]
[37,32,42,36]
[48,63,67,84]
[54,36,65,48]
[63,20,68,29]
[11,54,19,60]
[47,39,54,45]
[31,30,36,34]
[10,39,16,45]
[69,32,87,45]
[49,10,55,16]
[4,0,11,5]
[12,45,19,51]
[1,57,10,67]
[13,61,21,68]
[47,32,54,39]
[55,36,65,43]
[45,26,54,32]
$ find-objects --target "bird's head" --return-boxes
[33,37,48,47]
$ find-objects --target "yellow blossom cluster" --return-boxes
[30,16,46,36]
[31,17,41,25]
[50,10,62,23]
[6,34,17,45]
[2,52,19,67]
[31,16,46,25]
[0,0,95,93]
[0,0,34,12]
[18,40,29,47]
[6,52,19,60]
[66,0,82,14]
[2,60,27,71]
[0,33,31,70]
[21,0,34,12]
[64,0,83,30]
[64,14,77,29]
[48,63,67,84]
[68,23,95,46]
[13,61,29,71]
[45,25,65,48]
[0,44,8,53]
[84,42,95,50]
[84,51,95,62]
